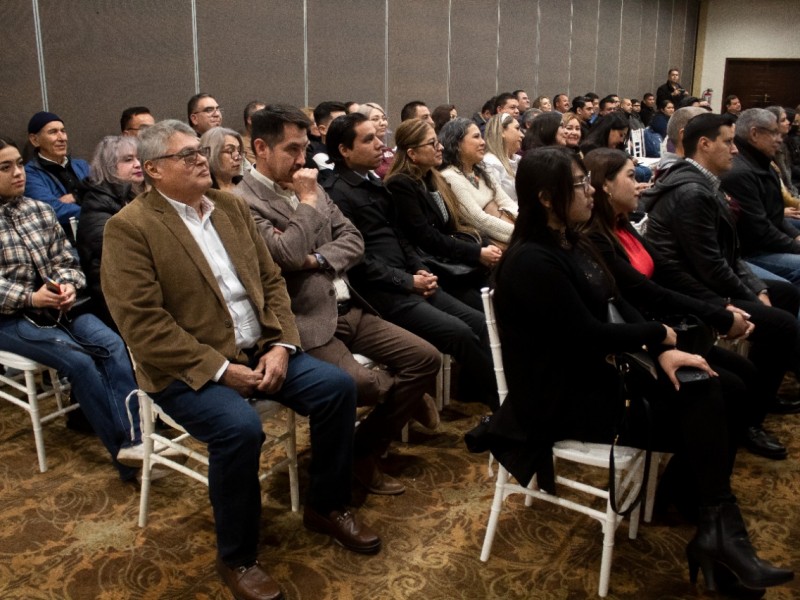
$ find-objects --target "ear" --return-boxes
[318,122,329,138]
[143,160,161,182]
[406,147,418,164]
[28,133,39,148]
[538,191,552,209]
[603,183,611,194]
[253,137,269,159]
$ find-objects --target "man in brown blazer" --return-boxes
[234,105,440,497]
[101,120,380,600]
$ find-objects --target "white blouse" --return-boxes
[482,152,519,202]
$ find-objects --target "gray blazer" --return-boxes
[234,170,366,350]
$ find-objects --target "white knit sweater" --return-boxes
[441,165,518,243]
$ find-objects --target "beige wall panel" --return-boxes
[38,0,195,159]
[307,0,385,108]
[497,0,538,97]
[0,1,40,150]
[618,0,643,99]
[536,0,572,100]
[653,0,675,94]
[449,0,500,118]
[387,0,449,125]
[570,0,601,98]
[197,0,305,120]
[637,0,660,97]
[595,0,622,97]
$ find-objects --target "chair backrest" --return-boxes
[627,128,645,158]
[480,287,508,407]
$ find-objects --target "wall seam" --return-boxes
[495,0,500,95]
[446,0,452,104]
[32,0,48,110]
[191,0,199,93]
[385,0,389,110]
[567,0,573,97]
[534,0,541,94]
[652,0,660,91]
[303,0,309,106]
[593,0,600,92]
[617,0,624,94]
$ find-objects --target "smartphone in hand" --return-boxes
[44,276,61,294]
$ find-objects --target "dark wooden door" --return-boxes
[723,59,800,109]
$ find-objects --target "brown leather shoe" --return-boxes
[411,393,440,430]
[303,507,381,554]
[215,556,283,600]
[354,456,406,495]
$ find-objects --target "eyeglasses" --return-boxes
[193,106,222,116]
[151,146,211,166]
[221,145,244,159]
[412,139,440,150]
[756,127,781,138]
[573,172,592,193]
[125,125,151,133]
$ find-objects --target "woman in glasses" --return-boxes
[486,146,793,595]
[385,119,501,310]
[0,137,153,481]
[76,135,146,329]
[356,102,394,178]
[199,127,244,192]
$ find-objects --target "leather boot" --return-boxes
[353,455,405,495]
[687,502,794,591]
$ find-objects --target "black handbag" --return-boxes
[417,231,485,283]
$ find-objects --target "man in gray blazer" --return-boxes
[234,105,441,496]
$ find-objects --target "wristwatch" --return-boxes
[313,252,328,270]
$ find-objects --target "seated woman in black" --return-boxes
[521,111,567,154]
[584,147,795,460]
[385,118,502,311]
[487,146,793,593]
[76,135,145,329]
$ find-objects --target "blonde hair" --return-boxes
[484,113,516,177]
[386,119,477,237]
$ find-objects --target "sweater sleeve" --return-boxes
[442,168,514,243]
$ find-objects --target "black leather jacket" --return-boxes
[642,159,765,303]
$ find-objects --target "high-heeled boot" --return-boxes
[686,502,794,591]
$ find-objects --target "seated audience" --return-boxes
[356,103,393,178]
[571,96,594,139]
[585,147,792,459]
[580,112,630,155]
[234,105,441,494]
[102,119,381,600]
[640,93,656,126]
[306,101,347,170]
[200,127,244,192]
[597,95,617,117]
[531,95,552,112]
[471,98,494,128]
[432,104,457,134]
[553,94,570,113]
[76,135,145,329]
[722,108,800,285]
[485,145,793,595]
[561,112,583,153]
[324,114,499,409]
[385,118,501,310]
[400,100,434,127]
[493,93,520,118]
[766,106,798,197]
[241,100,266,167]
[439,118,518,246]
[724,95,742,117]
[653,106,706,179]
[622,98,644,129]
[522,112,567,153]
[649,99,675,139]
[513,89,531,112]
[187,92,222,135]
[482,113,523,200]
[0,137,145,482]
[520,108,542,132]
[120,106,155,137]
[24,111,87,230]
[643,113,800,416]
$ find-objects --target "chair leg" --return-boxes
[442,355,451,407]
[285,411,300,512]
[24,369,48,473]
[434,358,444,411]
[643,452,662,523]
[138,390,155,528]
[480,465,509,562]
[400,423,409,443]
[599,499,618,597]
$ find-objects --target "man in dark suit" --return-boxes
[323,113,498,410]
[234,105,441,496]
[101,119,380,600]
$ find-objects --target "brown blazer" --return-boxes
[101,187,301,393]
[234,171,366,350]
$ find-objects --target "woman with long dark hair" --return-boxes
[521,111,567,153]
[486,146,793,594]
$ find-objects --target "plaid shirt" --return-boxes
[0,196,84,314]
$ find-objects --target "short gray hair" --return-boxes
[89,135,139,186]
[736,108,776,139]
[666,107,706,144]
[199,126,243,178]
[138,119,197,183]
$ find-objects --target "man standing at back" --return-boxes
[235,105,441,495]
[656,68,689,108]
[101,119,380,600]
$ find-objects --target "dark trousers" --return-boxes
[151,352,356,567]
[307,307,440,457]
[386,290,498,408]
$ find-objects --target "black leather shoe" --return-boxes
[215,557,283,600]
[303,507,381,554]
[742,426,787,460]
[354,456,406,495]
[769,396,800,414]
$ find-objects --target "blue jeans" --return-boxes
[151,351,356,566]
[0,313,140,479]
[747,253,800,286]
[746,261,791,284]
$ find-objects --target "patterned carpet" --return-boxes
[1,378,799,600]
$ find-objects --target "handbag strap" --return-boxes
[608,356,653,517]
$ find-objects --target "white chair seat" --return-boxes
[0,351,77,472]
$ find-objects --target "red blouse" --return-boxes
[615,225,654,278]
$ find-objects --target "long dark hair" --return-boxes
[580,112,629,153]
[521,112,563,153]
[583,148,632,256]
